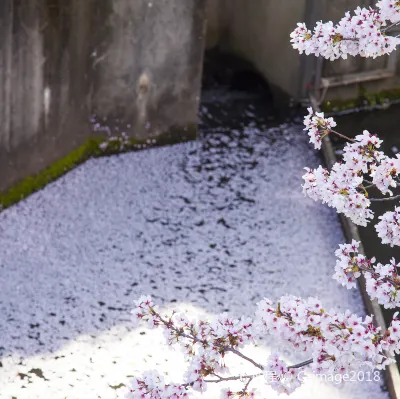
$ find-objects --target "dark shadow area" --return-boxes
[200,49,301,128]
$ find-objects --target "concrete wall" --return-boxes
[205,0,314,99]
[320,0,400,102]
[90,0,206,140]
[0,0,206,193]
[205,0,400,101]
[205,0,307,99]
[0,0,92,193]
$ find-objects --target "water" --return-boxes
[0,56,389,398]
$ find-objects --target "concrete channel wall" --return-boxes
[3,0,400,198]
[206,0,307,99]
[0,0,206,194]
[205,0,400,101]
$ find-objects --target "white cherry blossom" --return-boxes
[376,206,400,246]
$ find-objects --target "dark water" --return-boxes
[330,105,400,367]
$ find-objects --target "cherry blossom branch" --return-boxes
[382,20,400,33]
[370,193,400,201]
[203,373,262,384]
[225,347,264,370]
[242,376,254,394]
[330,129,356,143]
[128,294,400,399]
[287,359,314,369]
[356,262,400,289]
[148,304,313,374]
[291,3,400,61]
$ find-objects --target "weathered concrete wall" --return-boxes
[205,0,400,101]
[90,0,206,140]
[0,0,206,193]
[320,0,400,102]
[220,0,306,98]
[0,0,92,194]
[205,0,309,99]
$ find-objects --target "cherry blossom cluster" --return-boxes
[370,155,400,195]
[303,107,337,149]
[341,129,384,172]
[263,354,302,395]
[129,295,258,398]
[125,295,400,398]
[255,296,397,373]
[376,206,400,246]
[302,108,400,229]
[377,0,400,23]
[290,6,400,60]
[125,371,189,399]
[384,314,400,356]
[333,240,368,289]
[302,163,373,226]
[334,240,400,309]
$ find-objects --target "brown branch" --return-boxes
[288,358,313,369]
[242,376,254,393]
[355,263,400,289]
[329,129,356,143]
[383,21,400,33]
[225,347,264,370]
[152,308,315,376]
[370,194,400,202]
[364,184,375,190]
[203,373,262,384]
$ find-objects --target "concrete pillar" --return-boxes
[89,0,207,141]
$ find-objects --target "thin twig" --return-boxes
[364,184,375,190]
[225,347,264,370]
[370,194,400,202]
[330,129,356,143]
[383,21,400,33]
[203,373,262,384]
[242,376,254,393]
[152,309,317,385]
[356,264,400,289]
[288,358,314,369]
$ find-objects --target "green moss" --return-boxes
[0,137,101,209]
[321,87,400,114]
[321,99,357,113]
[0,124,197,210]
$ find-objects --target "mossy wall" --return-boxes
[321,87,400,114]
[0,124,197,211]
[0,0,206,206]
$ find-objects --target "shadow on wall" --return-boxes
[202,49,274,98]
[201,49,298,120]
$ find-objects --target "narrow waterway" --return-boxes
[0,57,389,398]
